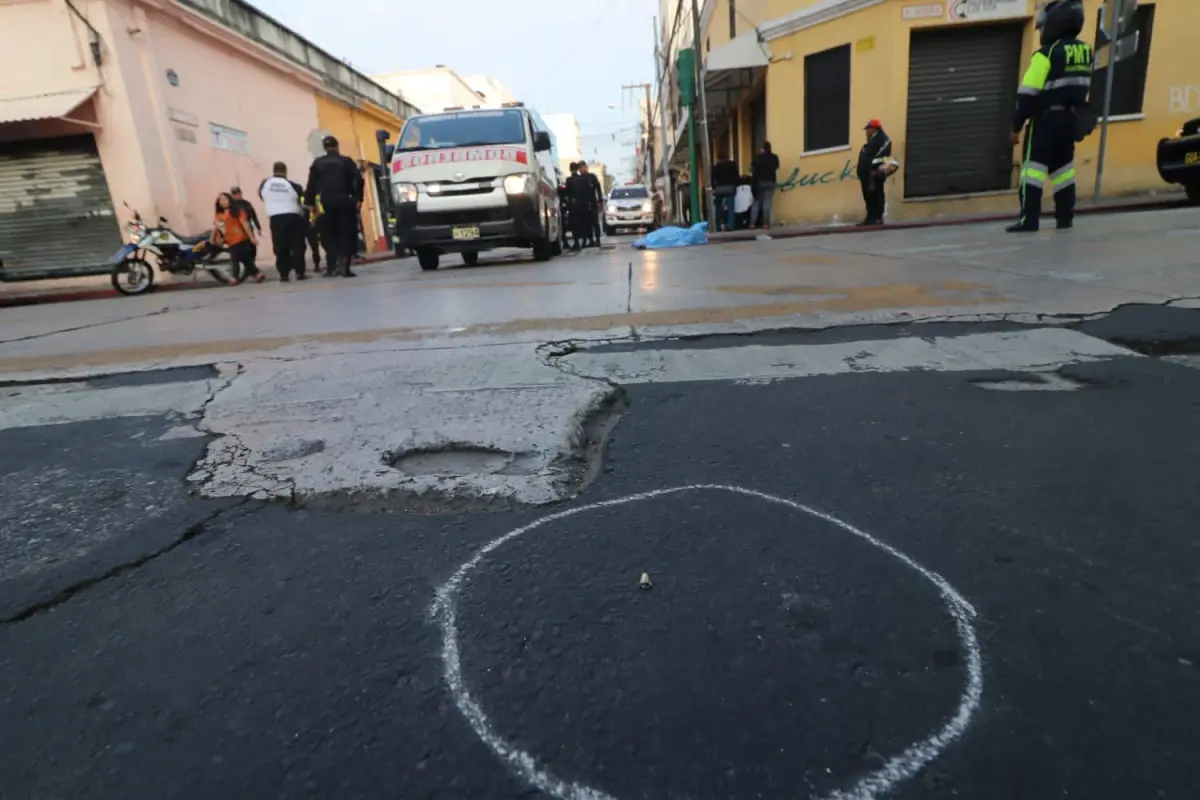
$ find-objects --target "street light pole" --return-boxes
[1092,0,1121,202]
[692,0,714,226]
[652,15,673,222]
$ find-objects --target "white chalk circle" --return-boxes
[430,484,984,800]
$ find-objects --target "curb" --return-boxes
[0,251,402,309]
[706,197,1190,244]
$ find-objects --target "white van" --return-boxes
[388,103,562,271]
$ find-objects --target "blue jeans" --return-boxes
[714,192,736,230]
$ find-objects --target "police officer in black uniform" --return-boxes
[304,135,363,277]
[1008,0,1092,233]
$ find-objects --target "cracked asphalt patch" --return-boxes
[0,414,241,622]
[3,304,1200,798]
[1,349,1199,798]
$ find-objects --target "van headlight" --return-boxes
[640,201,653,212]
[503,173,536,195]
[606,204,617,214]
[391,182,417,204]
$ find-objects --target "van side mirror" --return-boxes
[534,131,552,152]
[382,144,395,162]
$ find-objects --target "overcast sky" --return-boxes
[250,0,658,180]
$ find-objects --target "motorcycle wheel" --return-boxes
[111,258,155,296]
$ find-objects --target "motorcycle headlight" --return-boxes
[503,173,536,195]
[391,182,418,204]
[640,201,653,212]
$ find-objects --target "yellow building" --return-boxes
[314,92,408,252]
[686,0,1191,226]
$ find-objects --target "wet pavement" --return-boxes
[2,210,1200,799]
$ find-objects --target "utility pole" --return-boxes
[692,0,714,226]
[621,82,653,183]
[652,14,672,222]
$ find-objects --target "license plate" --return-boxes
[452,225,480,241]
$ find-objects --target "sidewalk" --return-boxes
[0,251,401,309]
[707,190,1190,244]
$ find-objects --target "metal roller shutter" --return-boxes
[903,23,1026,199]
[0,135,121,280]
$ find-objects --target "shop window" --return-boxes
[803,44,851,152]
[1092,3,1155,117]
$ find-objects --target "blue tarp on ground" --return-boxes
[632,222,709,250]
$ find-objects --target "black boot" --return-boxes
[1006,221,1038,233]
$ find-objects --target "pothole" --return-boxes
[261,438,326,464]
[385,446,544,478]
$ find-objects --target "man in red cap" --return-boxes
[856,119,893,226]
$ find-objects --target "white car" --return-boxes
[603,184,658,236]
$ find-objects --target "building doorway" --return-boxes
[904,22,1025,199]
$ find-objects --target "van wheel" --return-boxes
[532,238,553,262]
[417,250,439,271]
[1186,183,1200,205]
[550,238,563,256]
[603,224,615,237]
[461,251,479,266]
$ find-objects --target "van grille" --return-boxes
[417,207,509,226]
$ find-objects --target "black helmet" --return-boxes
[1037,0,1084,44]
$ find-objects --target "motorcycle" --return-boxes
[109,205,239,295]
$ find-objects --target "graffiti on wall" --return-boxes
[778,160,857,191]
[1169,86,1200,115]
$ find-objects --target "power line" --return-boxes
[522,0,626,96]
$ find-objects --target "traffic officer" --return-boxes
[1008,0,1092,233]
[304,135,363,277]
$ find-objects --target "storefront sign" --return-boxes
[902,4,944,20]
[947,0,1028,21]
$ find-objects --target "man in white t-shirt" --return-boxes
[258,162,308,281]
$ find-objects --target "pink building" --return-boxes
[0,0,416,280]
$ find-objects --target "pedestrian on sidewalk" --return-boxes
[711,151,739,232]
[750,141,780,229]
[566,162,591,251]
[259,161,308,282]
[212,192,263,284]
[579,162,604,247]
[304,135,362,278]
[1006,0,1091,233]
[856,120,893,226]
[230,186,262,263]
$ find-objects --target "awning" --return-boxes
[0,88,97,126]
[702,32,770,118]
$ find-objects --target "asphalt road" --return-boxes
[3,309,1199,799]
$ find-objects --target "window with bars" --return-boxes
[803,44,851,152]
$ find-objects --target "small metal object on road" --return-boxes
[639,571,653,589]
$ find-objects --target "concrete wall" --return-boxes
[3,0,413,266]
[373,68,483,115]
[701,0,1194,226]
[111,0,321,257]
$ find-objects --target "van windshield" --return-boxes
[397,109,526,151]
[610,187,649,199]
